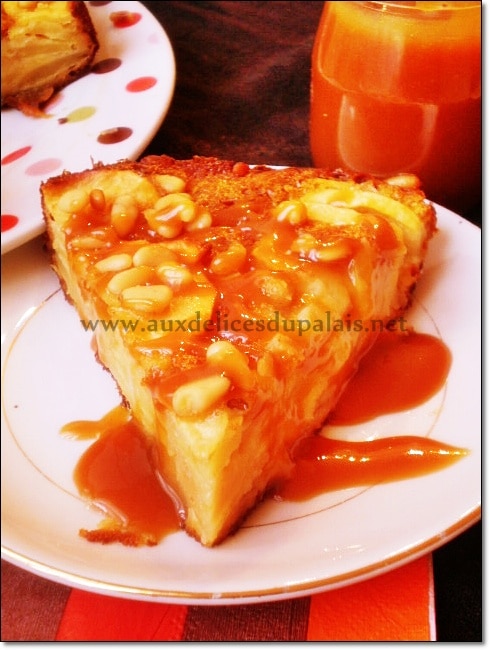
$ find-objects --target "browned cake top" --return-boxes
[42,155,436,416]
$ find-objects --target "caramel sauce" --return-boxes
[329,330,453,425]
[66,330,466,546]
[65,407,181,546]
[274,435,467,502]
[61,405,131,440]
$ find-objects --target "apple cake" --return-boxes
[41,156,436,546]
[1,0,99,116]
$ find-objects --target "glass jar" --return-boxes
[310,1,481,215]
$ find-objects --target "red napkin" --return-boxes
[55,555,434,641]
[307,555,435,641]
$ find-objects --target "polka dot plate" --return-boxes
[1,1,176,255]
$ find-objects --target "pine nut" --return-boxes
[186,210,212,231]
[386,173,420,190]
[120,284,173,313]
[232,162,250,176]
[89,189,106,212]
[156,262,193,289]
[159,223,184,239]
[152,174,186,194]
[111,195,139,237]
[133,244,178,267]
[95,253,133,273]
[172,375,231,417]
[107,266,153,295]
[155,193,196,223]
[143,208,182,238]
[69,235,108,250]
[206,340,254,389]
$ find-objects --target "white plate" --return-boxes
[1,204,481,605]
[1,1,175,255]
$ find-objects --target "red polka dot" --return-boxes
[25,158,62,175]
[109,11,142,28]
[126,77,157,93]
[1,214,19,232]
[2,146,32,165]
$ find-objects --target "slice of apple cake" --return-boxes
[1,0,99,115]
[41,156,436,546]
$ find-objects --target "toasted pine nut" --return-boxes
[120,284,173,312]
[232,162,249,176]
[302,196,360,225]
[143,208,181,238]
[186,210,212,231]
[158,223,183,239]
[107,266,153,295]
[385,173,421,190]
[69,235,108,250]
[95,253,133,273]
[111,195,139,237]
[133,244,178,267]
[89,189,106,212]
[206,340,254,389]
[305,277,328,298]
[172,375,231,417]
[152,174,186,194]
[156,262,193,288]
[154,193,196,223]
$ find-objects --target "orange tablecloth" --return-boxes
[2,556,434,642]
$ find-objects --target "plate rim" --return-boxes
[0,505,481,604]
